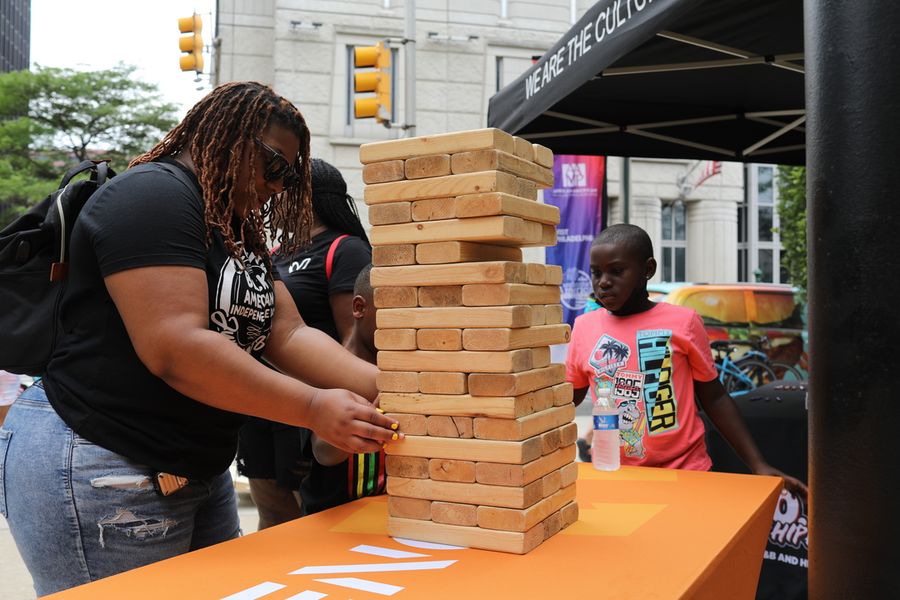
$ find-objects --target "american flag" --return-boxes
[694,160,722,189]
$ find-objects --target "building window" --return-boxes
[661,201,687,282]
[740,164,787,283]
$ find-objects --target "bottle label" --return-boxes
[593,414,618,431]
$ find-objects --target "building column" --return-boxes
[685,199,738,283]
[629,195,662,280]
[806,1,900,597]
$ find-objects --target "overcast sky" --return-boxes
[30,0,216,117]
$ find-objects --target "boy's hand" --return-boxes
[754,464,809,500]
[307,389,400,454]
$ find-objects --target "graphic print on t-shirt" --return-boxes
[588,333,630,377]
[612,370,646,458]
[636,329,678,435]
[211,249,274,354]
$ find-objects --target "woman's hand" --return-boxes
[754,463,809,500]
[307,389,400,455]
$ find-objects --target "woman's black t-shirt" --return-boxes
[44,160,278,479]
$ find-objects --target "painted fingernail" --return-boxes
[392,433,399,441]
[390,423,398,430]
[383,444,388,450]
[376,408,384,413]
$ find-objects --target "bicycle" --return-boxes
[711,340,776,395]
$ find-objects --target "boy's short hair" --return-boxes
[592,224,654,262]
[353,263,374,299]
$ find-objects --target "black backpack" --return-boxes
[0,160,115,375]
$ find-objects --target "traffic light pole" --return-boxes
[404,0,416,137]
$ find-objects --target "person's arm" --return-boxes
[695,378,808,499]
[329,291,355,343]
[311,433,351,467]
[573,386,588,406]
[266,282,378,402]
[104,266,395,455]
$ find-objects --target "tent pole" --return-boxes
[807,1,900,597]
[621,157,630,225]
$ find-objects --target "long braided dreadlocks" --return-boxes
[309,158,369,245]
[130,81,313,260]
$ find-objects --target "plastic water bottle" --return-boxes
[591,387,620,471]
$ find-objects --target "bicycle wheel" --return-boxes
[736,359,777,388]
[771,361,804,381]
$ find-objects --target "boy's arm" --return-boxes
[311,433,351,467]
[695,378,808,499]
[573,387,588,406]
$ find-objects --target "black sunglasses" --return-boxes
[255,137,301,188]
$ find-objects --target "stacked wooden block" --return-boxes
[361,128,578,554]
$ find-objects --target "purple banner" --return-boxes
[544,155,606,326]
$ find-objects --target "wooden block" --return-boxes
[363,159,405,184]
[477,484,576,532]
[425,416,473,438]
[560,500,579,529]
[370,215,541,247]
[418,286,462,307]
[544,304,564,324]
[373,244,415,266]
[386,435,542,465]
[376,371,419,393]
[462,283,560,307]
[368,202,411,225]
[454,192,560,225]
[405,154,451,179]
[540,426,562,455]
[525,224,558,248]
[475,444,576,487]
[544,264,563,285]
[431,502,477,527]
[530,304,548,326]
[416,329,462,351]
[560,422,578,447]
[387,516,544,555]
[417,372,467,394]
[374,328,417,350]
[541,469,562,498]
[385,455,430,479]
[542,509,563,539]
[514,136,536,161]
[364,171,517,205]
[361,128,516,163]
[516,177,538,200]
[385,413,428,437]
[378,349,534,373]
[412,197,455,221]
[378,388,552,419]
[525,263,546,284]
[532,347,551,368]
[552,382,574,406]
[377,306,535,329]
[387,476,542,509]
[474,404,575,441]
[428,459,476,483]
[463,324,571,351]
[559,461,579,488]
[532,144,554,168]
[372,261,525,288]
[468,363,565,397]
[450,150,552,187]
[388,496,432,520]
[416,241,523,265]
[374,286,418,308]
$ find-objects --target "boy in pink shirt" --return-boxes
[567,224,806,496]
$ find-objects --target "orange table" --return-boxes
[48,465,780,600]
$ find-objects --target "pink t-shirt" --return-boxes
[566,302,718,471]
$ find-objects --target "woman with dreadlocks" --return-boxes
[237,158,373,529]
[0,82,398,596]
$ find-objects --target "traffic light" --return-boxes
[353,42,392,124]
[178,14,204,73]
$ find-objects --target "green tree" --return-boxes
[0,64,179,228]
[776,165,807,299]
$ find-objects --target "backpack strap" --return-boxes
[325,234,350,281]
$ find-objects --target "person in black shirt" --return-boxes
[0,82,398,597]
[238,158,372,528]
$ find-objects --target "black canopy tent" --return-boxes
[487,0,805,165]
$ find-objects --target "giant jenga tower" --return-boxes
[360,128,578,554]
